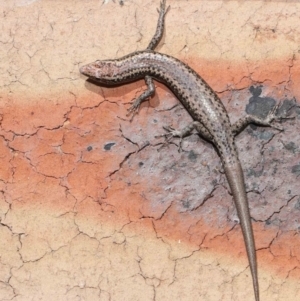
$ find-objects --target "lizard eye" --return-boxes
[95,61,102,68]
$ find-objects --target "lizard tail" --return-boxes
[224,162,260,301]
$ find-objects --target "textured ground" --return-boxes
[0,0,300,300]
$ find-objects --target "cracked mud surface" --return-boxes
[1,0,300,300]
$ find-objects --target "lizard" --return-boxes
[80,1,284,300]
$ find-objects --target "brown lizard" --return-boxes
[80,1,284,300]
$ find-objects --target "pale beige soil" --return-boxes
[0,1,300,300]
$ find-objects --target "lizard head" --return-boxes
[80,60,121,85]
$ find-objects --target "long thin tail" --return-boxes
[224,162,259,301]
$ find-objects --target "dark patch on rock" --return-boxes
[104,142,116,151]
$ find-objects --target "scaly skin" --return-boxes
[80,1,282,300]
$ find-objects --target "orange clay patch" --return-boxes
[0,57,299,283]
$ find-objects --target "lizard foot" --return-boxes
[155,126,184,151]
[266,102,295,131]
[126,98,143,120]
[157,0,170,16]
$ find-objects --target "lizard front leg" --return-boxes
[146,0,170,51]
[127,0,169,117]
[231,103,288,136]
[127,76,155,116]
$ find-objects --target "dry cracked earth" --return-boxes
[0,0,300,300]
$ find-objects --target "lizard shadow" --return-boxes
[82,77,160,105]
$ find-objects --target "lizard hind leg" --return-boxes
[232,102,294,136]
[146,0,170,51]
[155,121,213,151]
